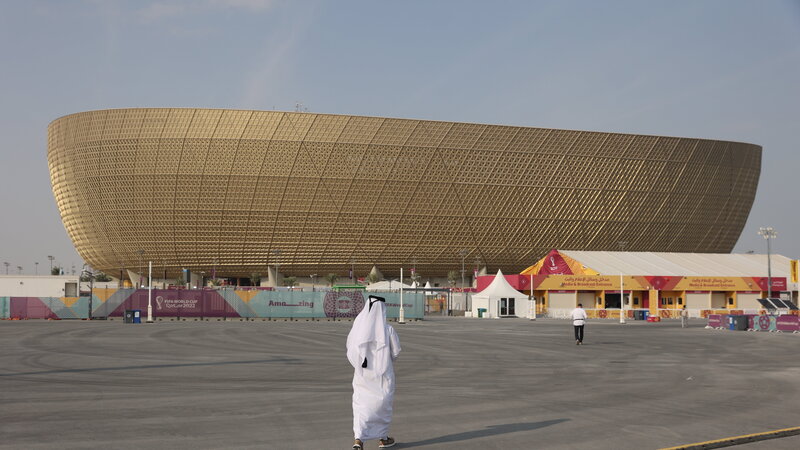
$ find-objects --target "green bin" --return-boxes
[478,308,487,318]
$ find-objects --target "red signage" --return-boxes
[539,250,574,275]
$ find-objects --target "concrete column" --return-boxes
[649,289,659,316]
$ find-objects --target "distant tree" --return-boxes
[325,272,339,287]
[51,266,62,276]
[447,270,459,288]
[250,272,261,286]
[410,272,422,285]
[95,272,112,282]
[284,276,297,288]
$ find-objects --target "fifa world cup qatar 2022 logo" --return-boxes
[323,291,365,318]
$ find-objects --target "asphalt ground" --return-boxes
[1,317,799,450]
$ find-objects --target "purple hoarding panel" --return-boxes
[10,297,57,319]
[776,315,799,332]
[109,290,240,317]
[707,314,721,328]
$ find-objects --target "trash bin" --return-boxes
[642,311,649,321]
[133,310,141,324]
[728,316,736,330]
[124,310,135,324]
[478,308,487,318]
[733,315,748,331]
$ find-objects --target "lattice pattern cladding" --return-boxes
[48,109,761,278]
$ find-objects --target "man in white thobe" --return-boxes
[347,295,401,449]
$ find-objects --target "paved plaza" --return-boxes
[1,317,799,449]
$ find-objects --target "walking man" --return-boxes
[571,303,588,345]
[680,305,689,328]
[347,295,401,449]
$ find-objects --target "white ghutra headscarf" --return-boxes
[347,296,392,377]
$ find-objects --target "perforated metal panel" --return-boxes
[48,109,761,278]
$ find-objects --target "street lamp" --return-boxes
[48,255,54,273]
[136,249,145,287]
[3,262,8,275]
[147,261,154,323]
[80,265,95,320]
[459,249,468,290]
[618,241,627,324]
[758,227,777,298]
[310,274,317,291]
[17,266,22,275]
[35,262,39,275]
[273,249,282,288]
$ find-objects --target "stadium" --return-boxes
[47,108,761,281]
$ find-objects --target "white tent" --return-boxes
[471,269,528,318]
[365,280,412,291]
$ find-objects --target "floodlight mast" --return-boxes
[758,227,777,298]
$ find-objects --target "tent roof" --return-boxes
[474,269,526,298]
[365,280,412,291]
[553,250,794,278]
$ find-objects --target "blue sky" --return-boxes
[1,0,799,274]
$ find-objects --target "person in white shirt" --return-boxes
[680,305,688,328]
[571,303,588,345]
[347,295,401,449]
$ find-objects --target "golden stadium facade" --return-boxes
[48,108,761,279]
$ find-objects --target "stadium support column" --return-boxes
[649,288,659,318]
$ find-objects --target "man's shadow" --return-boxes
[399,419,569,447]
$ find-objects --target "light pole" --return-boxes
[81,265,95,320]
[618,241,627,324]
[48,255,54,273]
[35,262,39,275]
[147,261,153,323]
[136,249,144,287]
[17,266,22,275]
[399,268,405,324]
[4,262,8,275]
[310,274,317,291]
[273,249,282,288]
[459,249,468,290]
[758,227,777,298]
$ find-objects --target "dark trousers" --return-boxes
[574,325,584,342]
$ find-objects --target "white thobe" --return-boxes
[347,299,401,441]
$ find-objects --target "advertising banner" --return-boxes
[530,275,787,292]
